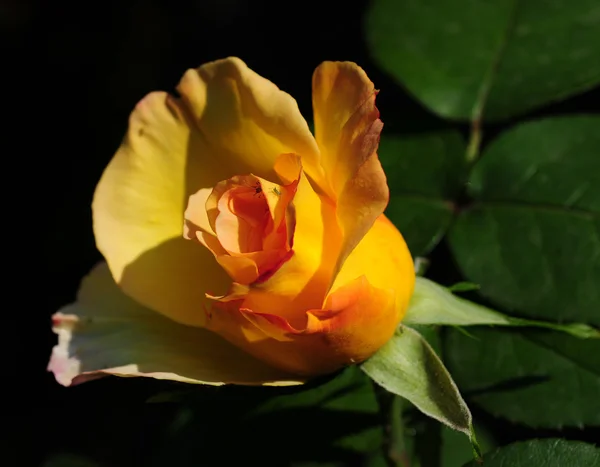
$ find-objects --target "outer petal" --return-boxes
[312,62,388,270]
[93,91,231,326]
[331,214,415,323]
[205,276,395,375]
[48,263,302,386]
[177,57,321,181]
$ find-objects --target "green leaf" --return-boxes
[445,327,600,428]
[378,130,466,256]
[440,422,497,467]
[447,282,481,293]
[450,116,600,325]
[414,256,431,277]
[463,439,600,467]
[404,277,600,338]
[408,323,443,355]
[469,116,600,211]
[397,405,498,467]
[361,326,481,459]
[150,366,384,466]
[386,199,454,257]
[365,0,600,121]
[451,205,600,325]
[405,278,510,327]
[248,367,383,456]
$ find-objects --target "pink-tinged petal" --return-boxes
[48,263,303,387]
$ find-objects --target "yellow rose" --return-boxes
[48,58,415,385]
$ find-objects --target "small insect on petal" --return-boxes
[252,181,263,198]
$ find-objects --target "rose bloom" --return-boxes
[49,58,415,386]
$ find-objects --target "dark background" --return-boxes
[6,0,599,465]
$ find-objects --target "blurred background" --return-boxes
[7,0,599,465]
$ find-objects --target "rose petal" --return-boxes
[215,186,267,253]
[178,57,321,181]
[184,188,215,239]
[93,91,232,326]
[48,263,303,387]
[205,276,396,376]
[331,214,415,323]
[312,62,388,271]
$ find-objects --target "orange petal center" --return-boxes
[216,181,271,254]
[184,170,298,285]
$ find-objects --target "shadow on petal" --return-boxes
[119,236,230,327]
[48,263,303,387]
